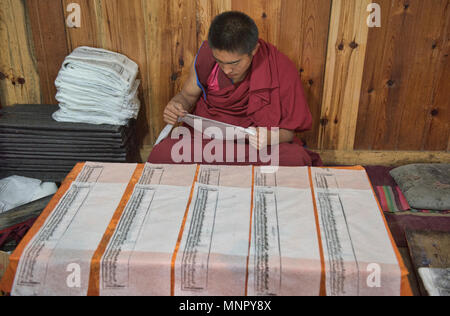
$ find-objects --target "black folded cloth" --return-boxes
[0,104,140,182]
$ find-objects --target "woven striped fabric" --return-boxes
[375,185,450,214]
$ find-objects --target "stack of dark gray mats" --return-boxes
[0,104,139,182]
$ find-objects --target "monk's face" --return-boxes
[212,43,260,83]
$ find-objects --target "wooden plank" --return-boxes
[355,0,450,151]
[278,0,332,149]
[94,0,150,147]
[231,0,282,46]
[406,230,450,296]
[169,0,199,94]
[0,0,41,106]
[62,0,100,50]
[142,0,199,146]
[142,0,166,146]
[141,145,450,167]
[26,0,69,105]
[196,0,232,49]
[354,0,395,151]
[141,0,195,146]
[398,247,422,297]
[397,1,450,151]
[317,150,450,166]
[0,195,53,231]
[0,251,9,284]
[318,0,371,151]
[422,3,450,151]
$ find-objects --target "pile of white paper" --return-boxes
[0,176,58,214]
[53,46,141,125]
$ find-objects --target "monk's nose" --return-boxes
[223,66,233,75]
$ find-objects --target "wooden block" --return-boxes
[0,251,9,283]
[405,229,450,296]
[0,195,53,231]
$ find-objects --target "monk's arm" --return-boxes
[249,127,294,150]
[163,62,202,124]
[273,128,294,145]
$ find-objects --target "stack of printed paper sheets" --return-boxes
[53,46,141,126]
[0,163,411,296]
[0,105,138,182]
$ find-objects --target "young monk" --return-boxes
[148,11,322,166]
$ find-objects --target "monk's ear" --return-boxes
[251,43,260,57]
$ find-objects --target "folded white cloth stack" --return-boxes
[53,46,141,125]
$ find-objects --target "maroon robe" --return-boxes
[148,39,322,166]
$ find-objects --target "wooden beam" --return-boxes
[318,0,371,150]
[318,150,450,166]
[141,145,450,167]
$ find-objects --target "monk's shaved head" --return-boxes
[208,11,259,55]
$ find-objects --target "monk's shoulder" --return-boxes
[197,41,214,63]
[195,41,216,85]
[277,52,300,79]
[265,42,300,80]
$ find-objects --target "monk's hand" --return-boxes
[163,101,187,125]
[248,127,271,151]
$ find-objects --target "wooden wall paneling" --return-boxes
[62,0,100,50]
[355,0,450,151]
[142,0,167,146]
[419,1,450,152]
[143,0,199,146]
[396,0,450,151]
[231,0,282,46]
[26,0,69,105]
[278,0,332,150]
[196,0,232,49]
[425,46,450,151]
[354,0,393,151]
[318,0,371,151]
[169,0,199,94]
[356,0,424,151]
[0,0,41,106]
[94,0,150,148]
